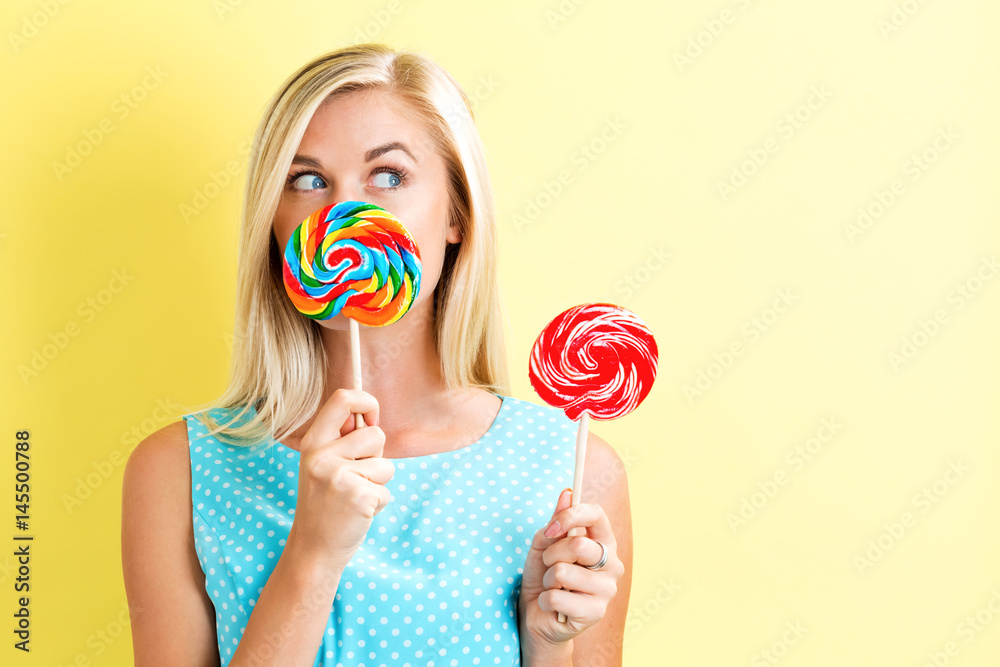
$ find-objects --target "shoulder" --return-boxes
[122,419,192,510]
[581,430,631,506]
[503,395,631,499]
[125,419,191,472]
[121,419,198,586]
[121,419,195,581]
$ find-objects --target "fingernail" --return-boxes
[544,520,561,538]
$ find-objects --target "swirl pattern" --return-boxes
[529,303,658,420]
[282,201,422,327]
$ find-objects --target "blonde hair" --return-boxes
[184,43,510,447]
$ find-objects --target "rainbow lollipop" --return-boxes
[528,302,658,621]
[283,201,422,426]
[282,201,421,326]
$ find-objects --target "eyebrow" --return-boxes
[365,141,417,163]
[290,141,418,169]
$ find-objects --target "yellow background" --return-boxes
[2,0,998,665]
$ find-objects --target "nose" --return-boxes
[327,180,364,207]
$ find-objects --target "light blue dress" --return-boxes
[185,394,577,666]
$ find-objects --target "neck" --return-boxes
[315,296,456,432]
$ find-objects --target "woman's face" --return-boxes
[272,88,459,328]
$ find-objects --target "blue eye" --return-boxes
[291,173,326,190]
[372,170,402,188]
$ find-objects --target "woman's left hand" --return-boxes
[518,487,624,648]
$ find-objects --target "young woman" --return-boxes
[121,43,632,666]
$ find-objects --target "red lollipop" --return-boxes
[528,302,658,621]
[529,303,657,421]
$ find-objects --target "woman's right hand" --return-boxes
[286,388,394,571]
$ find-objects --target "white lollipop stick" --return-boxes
[350,318,364,430]
[557,411,589,623]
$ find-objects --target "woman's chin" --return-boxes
[313,314,350,330]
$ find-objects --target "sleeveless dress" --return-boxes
[184,394,578,667]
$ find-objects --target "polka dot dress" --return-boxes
[185,394,577,667]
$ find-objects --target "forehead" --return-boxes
[299,89,431,158]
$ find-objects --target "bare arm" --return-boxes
[570,431,633,667]
[121,421,221,667]
[122,420,354,667]
[226,538,346,666]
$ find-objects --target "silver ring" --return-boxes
[585,540,608,571]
